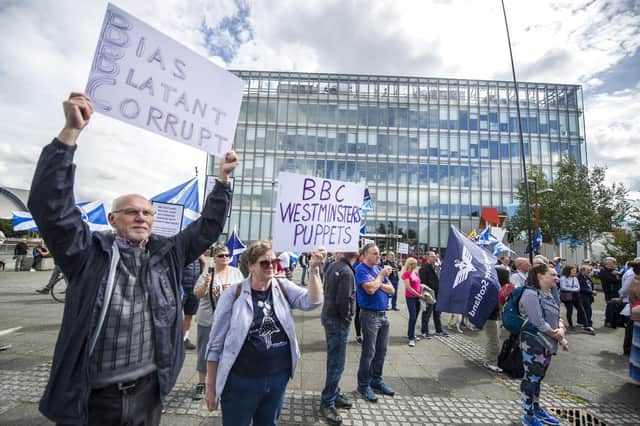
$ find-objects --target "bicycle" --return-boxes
[49,271,68,303]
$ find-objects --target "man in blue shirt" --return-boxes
[354,243,395,402]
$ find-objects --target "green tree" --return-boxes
[508,158,630,247]
[507,165,553,239]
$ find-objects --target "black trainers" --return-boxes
[320,405,342,425]
[35,288,50,294]
[191,383,205,400]
[184,338,196,350]
[335,393,353,409]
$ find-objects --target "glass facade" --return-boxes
[208,71,586,252]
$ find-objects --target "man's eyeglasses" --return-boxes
[258,259,279,269]
[216,253,230,258]
[113,208,155,217]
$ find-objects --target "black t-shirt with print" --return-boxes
[231,287,291,377]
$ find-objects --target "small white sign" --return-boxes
[361,238,375,247]
[86,3,245,158]
[397,242,409,254]
[204,175,234,218]
[272,172,365,252]
[152,201,184,237]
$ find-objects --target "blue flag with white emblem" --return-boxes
[436,226,500,329]
[151,177,200,229]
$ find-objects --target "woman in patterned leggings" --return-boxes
[518,264,570,426]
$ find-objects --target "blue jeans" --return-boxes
[321,316,351,407]
[406,297,421,340]
[300,267,308,285]
[421,303,443,335]
[357,310,390,390]
[221,369,290,426]
[388,279,399,308]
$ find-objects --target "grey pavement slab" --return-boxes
[1,269,639,425]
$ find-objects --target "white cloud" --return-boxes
[0,0,639,210]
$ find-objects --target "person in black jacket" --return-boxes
[13,239,28,271]
[599,257,622,302]
[418,251,449,337]
[28,93,238,425]
[320,252,357,425]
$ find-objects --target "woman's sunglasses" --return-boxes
[216,253,230,258]
[258,259,279,269]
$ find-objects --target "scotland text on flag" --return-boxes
[436,226,500,329]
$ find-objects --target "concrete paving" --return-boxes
[1,269,639,425]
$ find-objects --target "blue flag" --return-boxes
[533,228,542,254]
[361,188,373,214]
[359,223,366,236]
[477,226,499,247]
[492,241,515,256]
[13,201,109,232]
[151,177,200,229]
[226,227,246,267]
[436,226,500,329]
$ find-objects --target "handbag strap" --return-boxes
[208,268,216,310]
[89,240,120,357]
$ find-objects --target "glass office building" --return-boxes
[208,70,586,252]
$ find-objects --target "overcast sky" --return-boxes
[1,0,639,208]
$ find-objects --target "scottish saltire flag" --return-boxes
[151,177,200,229]
[533,228,543,254]
[227,227,246,267]
[476,226,499,247]
[360,223,366,236]
[492,241,515,256]
[12,211,37,231]
[361,188,373,214]
[77,200,110,232]
[436,226,500,329]
[13,201,109,232]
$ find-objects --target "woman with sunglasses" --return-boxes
[191,245,244,401]
[205,240,325,425]
[519,263,569,426]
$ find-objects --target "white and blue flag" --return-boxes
[477,226,499,247]
[492,241,515,256]
[436,226,500,329]
[226,227,246,267]
[151,177,200,229]
[12,201,109,232]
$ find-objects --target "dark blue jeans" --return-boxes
[221,369,290,426]
[421,303,443,335]
[388,279,399,308]
[357,310,390,390]
[406,297,421,340]
[321,316,351,407]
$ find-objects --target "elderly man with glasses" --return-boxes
[28,93,239,425]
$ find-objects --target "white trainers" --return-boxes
[408,340,416,347]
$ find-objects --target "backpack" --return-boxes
[501,286,540,335]
[497,333,524,379]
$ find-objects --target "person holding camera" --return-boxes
[191,245,244,400]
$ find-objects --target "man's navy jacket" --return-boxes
[28,139,231,424]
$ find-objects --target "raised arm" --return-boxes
[27,93,95,278]
[172,153,239,264]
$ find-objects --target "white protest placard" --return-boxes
[397,242,409,254]
[272,173,365,252]
[86,3,245,158]
[152,201,184,237]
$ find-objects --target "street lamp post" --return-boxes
[526,178,553,234]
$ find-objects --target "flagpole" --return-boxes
[501,0,534,264]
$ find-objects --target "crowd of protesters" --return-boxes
[13,92,638,426]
